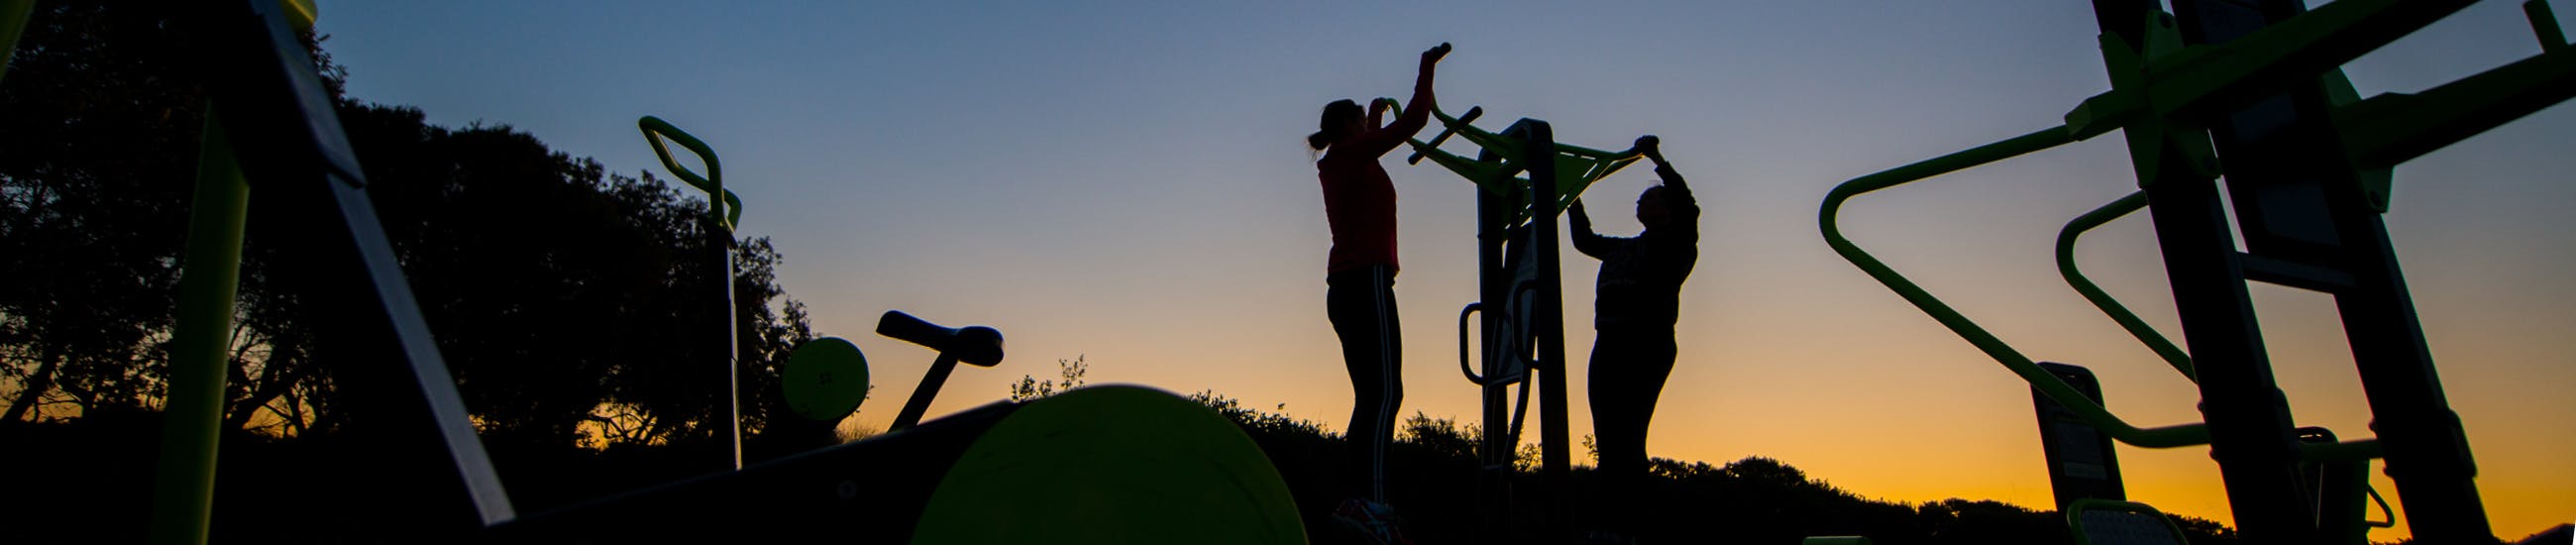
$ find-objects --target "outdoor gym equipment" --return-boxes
[780,336,870,421]
[637,115,749,470]
[1820,0,2572,542]
[1398,100,1656,542]
[121,2,1305,542]
[875,310,1006,430]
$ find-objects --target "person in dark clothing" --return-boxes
[1306,42,1449,543]
[1568,137,1699,540]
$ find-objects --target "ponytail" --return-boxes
[1309,99,1363,151]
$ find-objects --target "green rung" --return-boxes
[1394,102,1648,225]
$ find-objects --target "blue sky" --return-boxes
[316,2,2574,538]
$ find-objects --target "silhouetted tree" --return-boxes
[0,1,815,450]
[0,1,204,423]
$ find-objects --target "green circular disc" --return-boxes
[912,384,1304,544]
[782,337,869,421]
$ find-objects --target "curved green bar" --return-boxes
[1818,126,2210,450]
[637,116,742,229]
[912,384,1304,544]
[2055,191,2198,382]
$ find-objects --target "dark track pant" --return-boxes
[1589,326,1675,531]
[1329,266,1402,502]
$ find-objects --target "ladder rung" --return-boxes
[2238,252,2356,292]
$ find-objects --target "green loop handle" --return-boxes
[638,116,742,230]
[2057,191,2198,382]
[1819,125,2211,450]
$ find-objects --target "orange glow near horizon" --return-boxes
[814,146,2576,540]
[304,2,2576,540]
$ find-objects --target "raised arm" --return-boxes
[1568,198,1614,260]
[1635,136,1701,243]
[1346,43,1449,158]
[1637,135,1687,193]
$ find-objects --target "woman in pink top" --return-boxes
[1304,42,1447,541]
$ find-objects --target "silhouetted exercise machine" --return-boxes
[1399,99,1656,542]
[1821,0,2571,543]
[109,1,1305,543]
[637,115,751,469]
[873,310,1006,430]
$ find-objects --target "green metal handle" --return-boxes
[638,116,743,230]
[2056,191,2198,382]
[1819,126,2211,450]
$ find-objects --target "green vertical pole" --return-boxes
[148,107,252,545]
[0,0,35,84]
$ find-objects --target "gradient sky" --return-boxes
[315,1,2572,539]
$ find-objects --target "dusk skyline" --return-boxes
[314,2,2575,539]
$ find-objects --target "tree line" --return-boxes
[0,2,824,456]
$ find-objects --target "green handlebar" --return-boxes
[1407,105,1482,165]
[638,116,743,230]
[1819,125,2211,450]
[2056,191,2198,382]
[1398,104,1648,225]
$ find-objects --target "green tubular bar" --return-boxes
[1819,126,2211,450]
[1,0,33,83]
[637,116,743,229]
[637,115,746,470]
[2054,191,2197,382]
[2132,0,2472,122]
[149,107,254,545]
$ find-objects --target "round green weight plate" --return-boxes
[912,384,1304,544]
[782,337,868,421]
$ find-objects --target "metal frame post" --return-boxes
[2096,1,2319,541]
[1509,119,1574,542]
[177,1,516,534]
[1472,158,1517,539]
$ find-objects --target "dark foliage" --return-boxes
[1,0,817,448]
[1193,396,2254,545]
[0,1,200,423]
[2,4,824,542]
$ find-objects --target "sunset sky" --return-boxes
[317,1,2572,539]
